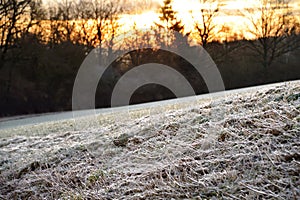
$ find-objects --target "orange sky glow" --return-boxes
[116,0,300,42]
[40,0,300,45]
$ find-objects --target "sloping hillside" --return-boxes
[0,81,299,199]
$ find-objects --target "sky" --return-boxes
[120,0,300,37]
[41,0,300,41]
[41,0,300,14]
[42,0,300,9]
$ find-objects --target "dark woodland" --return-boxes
[0,0,299,117]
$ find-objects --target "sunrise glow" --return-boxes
[119,11,158,29]
[116,0,299,42]
[36,0,300,46]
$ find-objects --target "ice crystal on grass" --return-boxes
[0,81,300,199]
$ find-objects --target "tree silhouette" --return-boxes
[79,0,122,58]
[157,0,183,32]
[193,0,220,49]
[155,0,189,49]
[243,0,300,68]
[0,0,34,64]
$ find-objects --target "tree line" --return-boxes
[0,0,299,116]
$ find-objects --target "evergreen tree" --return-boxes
[156,0,189,49]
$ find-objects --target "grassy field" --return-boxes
[0,81,299,199]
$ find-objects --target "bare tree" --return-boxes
[57,0,77,42]
[0,0,45,95]
[193,0,220,49]
[47,4,64,46]
[45,0,79,46]
[243,0,300,68]
[44,0,123,54]
[0,0,32,63]
[72,0,95,47]
[27,0,46,40]
[104,8,122,63]
[87,0,122,56]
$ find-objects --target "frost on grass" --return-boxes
[0,81,300,199]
